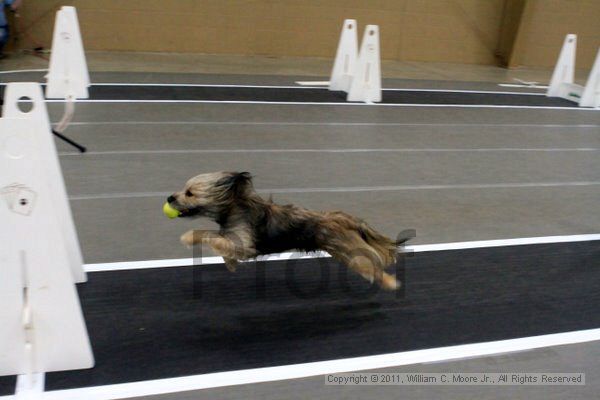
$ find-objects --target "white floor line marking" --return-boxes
[90,83,327,89]
[58,148,599,156]
[43,82,545,96]
[70,191,170,200]
[2,81,545,96]
[8,328,599,400]
[67,181,600,201]
[59,121,600,128]
[296,80,547,95]
[83,233,600,273]
[0,68,48,74]
[42,99,595,111]
[407,234,600,252]
[85,252,331,272]
[499,83,549,89]
[263,182,600,194]
[296,81,330,86]
[381,88,545,96]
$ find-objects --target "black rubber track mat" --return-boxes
[0,85,577,107]
[80,86,580,107]
[1,241,599,394]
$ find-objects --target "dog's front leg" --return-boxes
[223,258,238,272]
[180,230,219,248]
[180,230,253,272]
[207,236,253,262]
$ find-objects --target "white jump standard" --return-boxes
[347,25,381,103]
[46,6,90,100]
[46,6,91,153]
[328,19,382,103]
[547,34,600,108]
[1,5,94,398]
[0,83,94,397]
[329,19,358,92]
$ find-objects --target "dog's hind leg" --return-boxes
[328,247,399,291]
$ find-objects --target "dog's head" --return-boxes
[166,171,253,219]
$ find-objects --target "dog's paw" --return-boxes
[379,273,400,291]
[224,258,238,273]
[180,230,196,248]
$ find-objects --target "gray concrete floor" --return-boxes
[2,56,599,399]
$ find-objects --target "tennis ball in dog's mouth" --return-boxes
[163,202,181,219]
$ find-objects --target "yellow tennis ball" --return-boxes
[163,202,181,219]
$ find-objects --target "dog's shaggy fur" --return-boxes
[167,171,402,290]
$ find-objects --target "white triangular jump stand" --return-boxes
[46,6,91,144]
[35,5,90,284]
[580,50,600,108]
[547,34,600,108]
[329,19,358,92]
[547,34,576,98]
[0,83,94,392]
[347,25,382,103]
[46,6,90,100]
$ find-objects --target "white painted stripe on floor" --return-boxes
[296,81,330,86]
[2,81,545,95]
[86,257,201,272]
[85,251,331,272]
[263,182,600,194]
[408,234,600,252]
[68,82,547,96]
[59,121,600,128]
[382,88,545,96]
[7,328,599,400]
[84,233,600,272]
[90,83,327,89]
[42,98,595,111]
[499,83,549,89]
[0,68,48,74]
[58,148,599,156]
[70,191,170,200]
[68,181,600,201]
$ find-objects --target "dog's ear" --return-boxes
[233,172,253,194]
[235,172,253,183]
[217,172,253,196]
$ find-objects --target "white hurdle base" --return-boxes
[547,34,600,108]
[15,373,45,399]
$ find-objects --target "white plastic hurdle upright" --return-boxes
[547,34,600,108]
[580,50,600,108]
[347,25,382,103]
[329,20,382,103]
[0,83,94,397]
[46,6,90,100]
[46,5,91,146]
[1,5,93,397]
[329,19,358,92]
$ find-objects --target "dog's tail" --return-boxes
[395,230,416,246]
[357,222,398,266]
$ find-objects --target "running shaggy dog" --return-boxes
[166,171,406,290]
